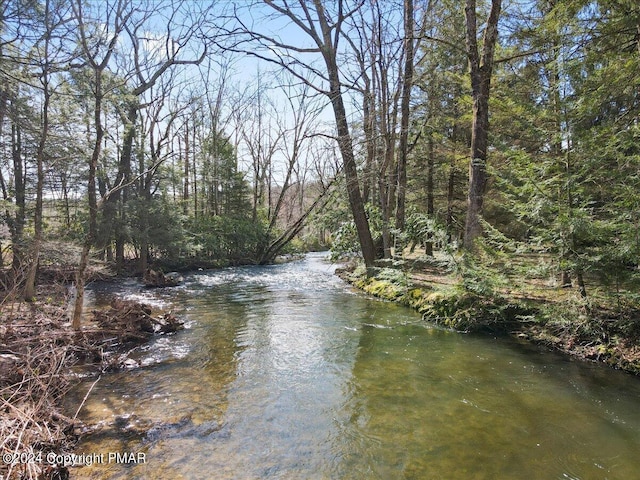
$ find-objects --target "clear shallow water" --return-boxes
[68,253,640,479]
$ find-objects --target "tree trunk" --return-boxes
[566,148,587,299]
[71,0,129,327]
[577,271,587,299]
[182,122,189,215]
[314,0,376,267]
[379,177,392,259]
[378,91,395,260]
[446,155,455,242]
[192,121,198,219]
[547,3,573,289]
[332,85,376,267]
[463,0,502,250]
[425,133,435,256]
[61,173,70,228]
[72,241,91,328]
[140,238,149,274]
[25,7,52,300]
[362,89,375,205]
[72,73,102,329]
[11,120,25,278]
[464,75,490,248]
[395,0,415,234]
[114,102,138,272]
[0,79,7,270]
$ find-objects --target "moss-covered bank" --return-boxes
[337,261,640,375]
[339,263,533,331]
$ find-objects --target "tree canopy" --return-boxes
[1,0,639,323]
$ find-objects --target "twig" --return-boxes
[6,411,31,479]
[73,374,101,421]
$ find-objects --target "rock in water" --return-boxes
[143,269,182,288]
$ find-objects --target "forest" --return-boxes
[2,0,640,342]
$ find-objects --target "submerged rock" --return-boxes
[143,269,183,288]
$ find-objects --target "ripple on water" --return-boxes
[71,254,640,480]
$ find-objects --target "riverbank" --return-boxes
[58,253,640,479]
[337,256,640,375]
[0,279,182,480]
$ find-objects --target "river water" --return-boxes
[68,253,640,479]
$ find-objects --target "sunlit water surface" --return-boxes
[67,253,640,479]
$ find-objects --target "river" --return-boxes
[67,252,640,479]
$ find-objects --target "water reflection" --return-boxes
[68,254,640,479]
[341,324,640,479]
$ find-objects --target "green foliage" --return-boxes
[410,1,470,244]
[354,276,405,301]
[490,0,640,297]
[222,171,253,218]
[291,234,329,253]
[419,289,497,331]
[330,222,360,260]
[447,249,507,297]
[54,208,93,243]
[374,266,411,289]
[185,214,266,265]
[401,212,444,249]
[330,204,383,261]
[128,195,188,262]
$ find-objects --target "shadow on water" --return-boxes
[67,253,640,479]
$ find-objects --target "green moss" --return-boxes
[405,288,430,311]
[346,264,533,333]
[356,277,404,301]
[343,260,640,374]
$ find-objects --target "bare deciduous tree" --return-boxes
[222,0,377,266]
[107,0,208,272]
[71,0,132,328]
[24,0,76,300]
